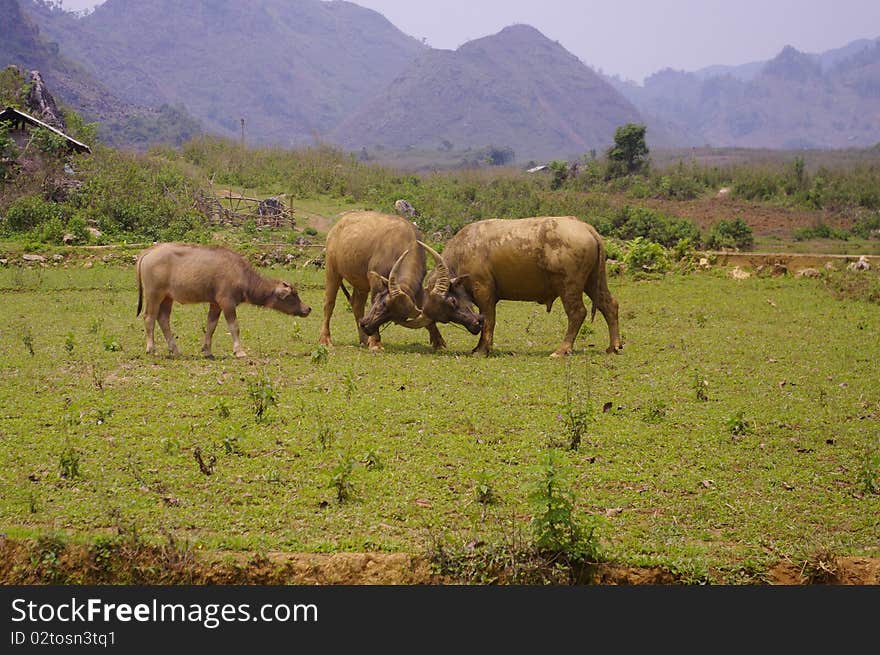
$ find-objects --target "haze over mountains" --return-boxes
[4,0,880,158]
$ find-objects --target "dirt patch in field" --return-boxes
[2,538,878,585]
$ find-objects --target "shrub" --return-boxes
[3,195,67,233]
[597,206,700,247]
[850,212,880,240]
[529,451,600,561]
[623,237,669,273]
[705,217,754,250]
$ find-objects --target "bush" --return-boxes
[596,205,701,247]
[851,212,880,240]
[793,222,849,241]
[3,195,67,233]
[623,237,669,273]
[705,217,754,250]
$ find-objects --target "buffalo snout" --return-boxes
[359,317,379,336]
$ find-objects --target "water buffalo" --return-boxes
[421,216,622,356]
[136,243,311,358]
[318,211,483,352]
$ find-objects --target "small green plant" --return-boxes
[215,399,231,419]
[22,330,35,356]
[248,374,277,422]
[727,411,751,437]
[94,407,113,425]
[856,447,879,495]
[330,454,356,503]
[344,370,357,398]
[102,335,122,352]
[161,436,181,455]
[59,442,81,479]
[222,432,244,456]
[361,448,383,471]
[473,471,498,506]
[64,332,75,355]
[556,363,593,451]
[693,371,709,402]
[559,395,593,451]
[32,535,66,583]
[311,344,329,365]
[90,364,104,390]
[529,451,600,561]
[317,425,335,451]
[642,398,668,423]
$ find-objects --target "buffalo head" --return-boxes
[269,281,312,317]
[417,242,483,335]
[359,249,423,336]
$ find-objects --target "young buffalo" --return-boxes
[136,243,310,358]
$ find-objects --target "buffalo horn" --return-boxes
[388,249,409,299]
[417,241,450,296]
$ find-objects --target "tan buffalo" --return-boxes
[318,211,482,352]
[422,216,622,356]
[136,243,311,358]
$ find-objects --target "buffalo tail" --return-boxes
[136,256,143,316]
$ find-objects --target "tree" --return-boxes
[606,123,649,177]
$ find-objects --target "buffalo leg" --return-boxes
[223,304,246,358]
[472,304,496,356]
[552,291,587,357]
[156,297,181,356]
[586,275,622,353]
[318,270,341,347]
[143,296,158,355]
[351,288,382,351]
[202,303,221,358]
[427,323,446,350]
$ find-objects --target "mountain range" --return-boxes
[4,0,880,158]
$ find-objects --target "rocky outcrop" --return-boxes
[25,69,66,130]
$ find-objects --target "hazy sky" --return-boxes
[59,0,880,83]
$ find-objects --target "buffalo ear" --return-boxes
[276,282,294,299]
[367,271,389,290]
[450,274,470,289]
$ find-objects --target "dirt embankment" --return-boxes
[2,539,879,585]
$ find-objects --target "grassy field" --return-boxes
[0,259,878,583]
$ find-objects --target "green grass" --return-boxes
[0,262,878,581]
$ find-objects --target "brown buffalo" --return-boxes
[318,211,482,352]
[422,216,622,356]
[136,243,311,358]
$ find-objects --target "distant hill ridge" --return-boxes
[331,24,643,160]
[7,0,880,154]
[615,39,880,149]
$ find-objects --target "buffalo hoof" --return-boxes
[550,349,572,358]
[203,353,215,360]
[234,350,247,359]
[431,339,447,350]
